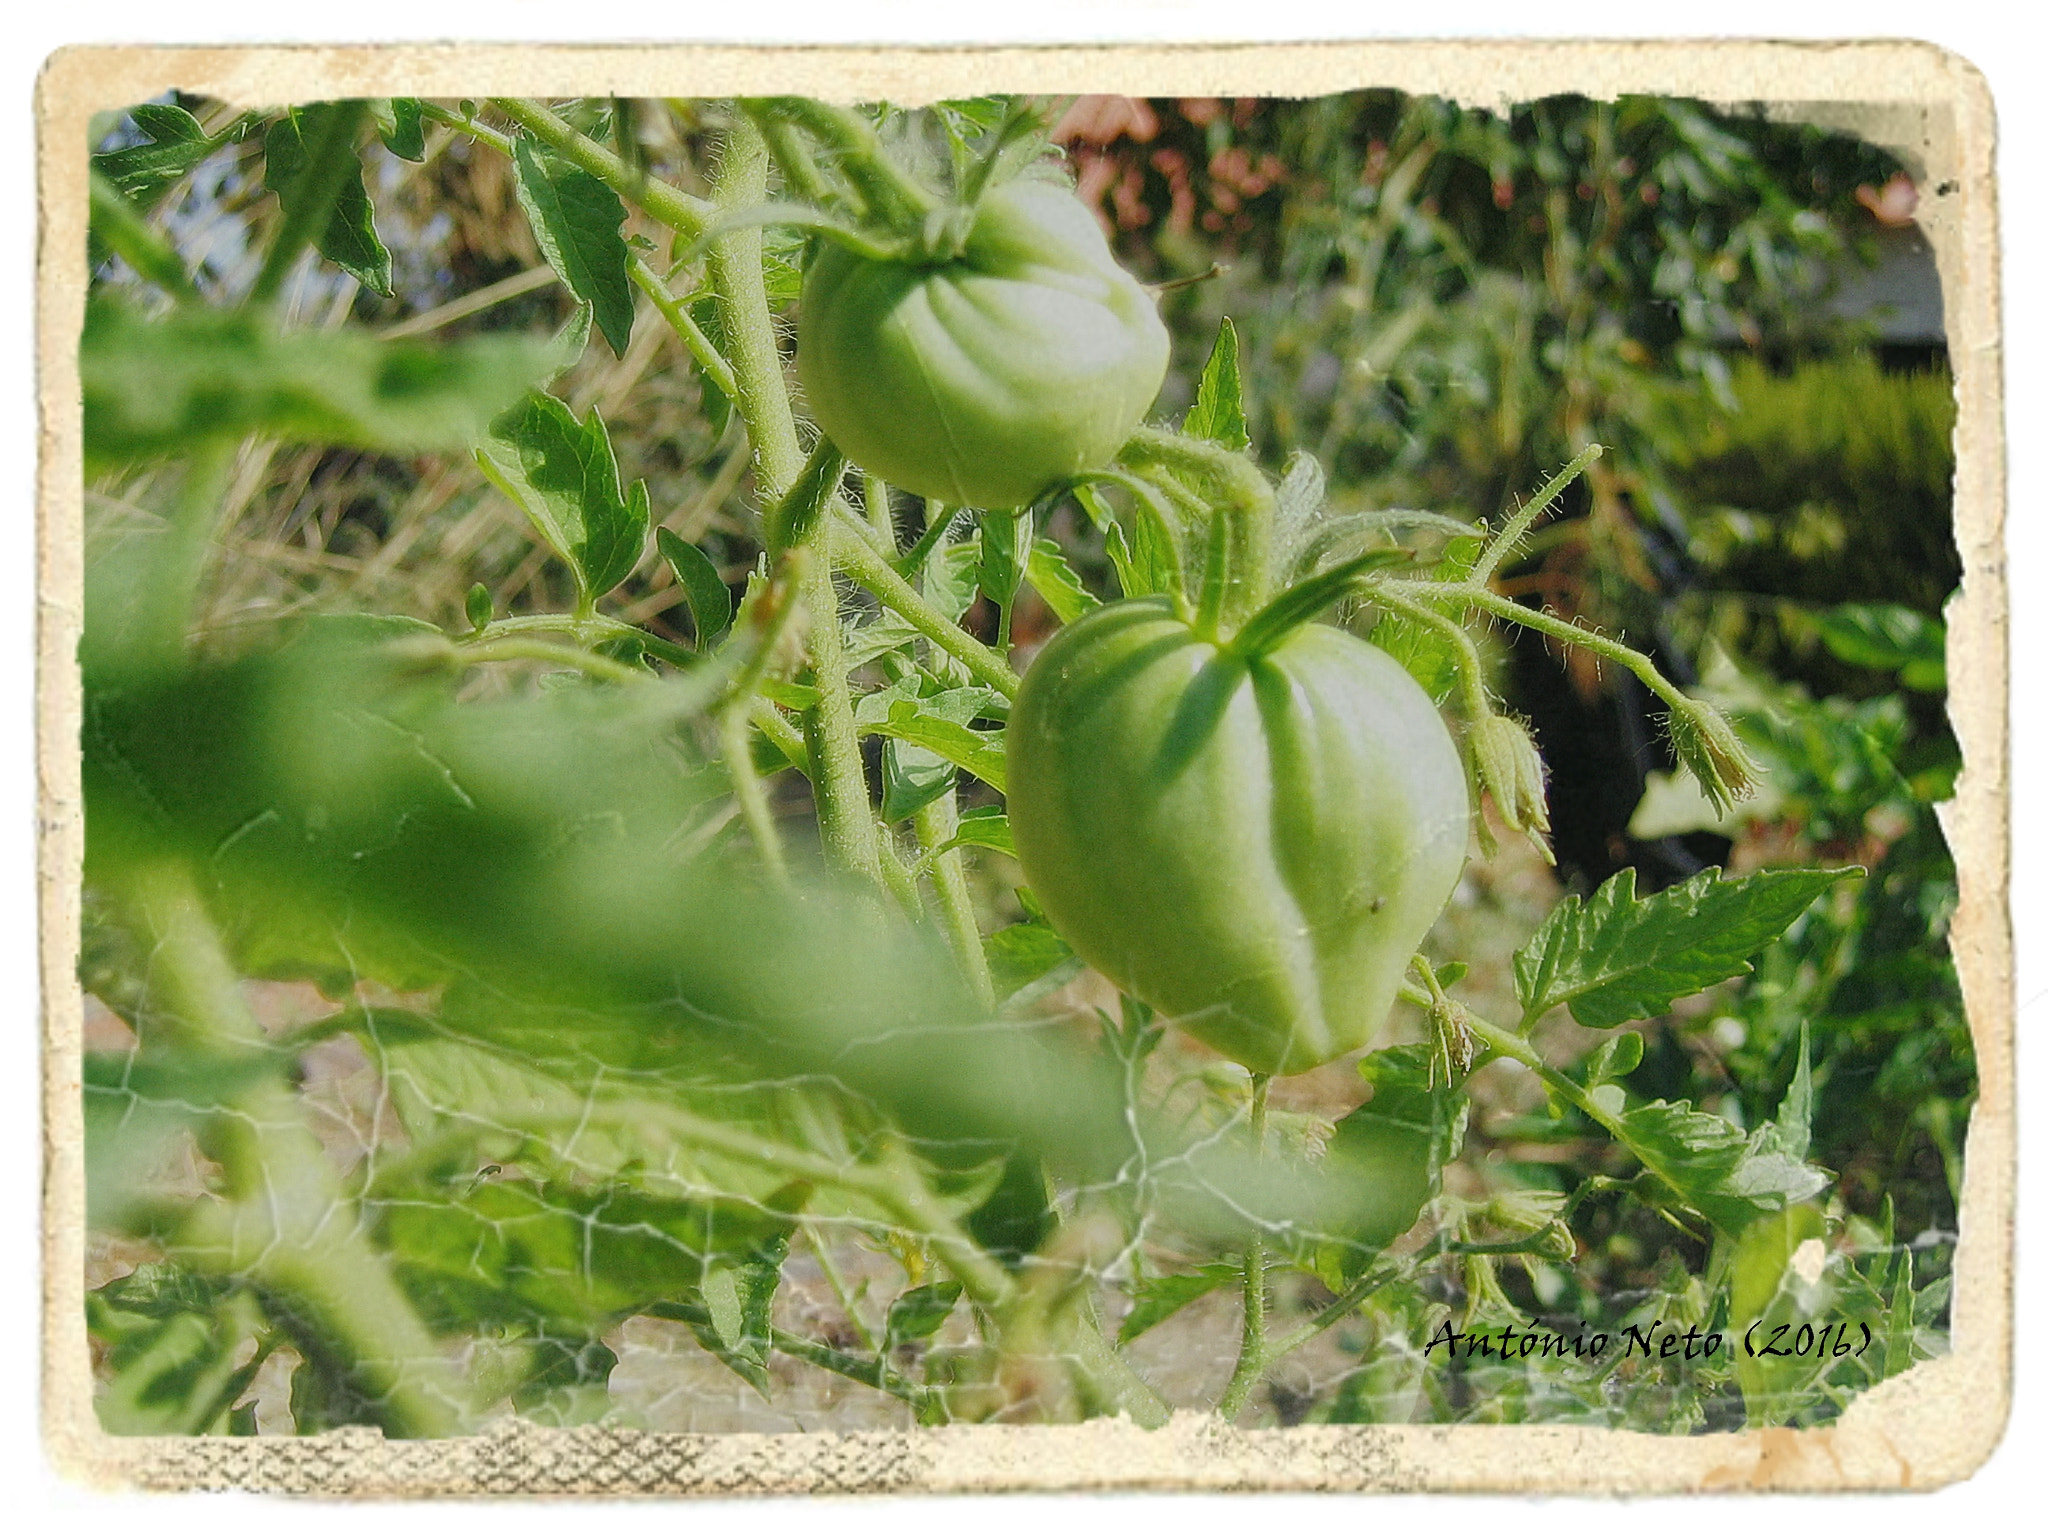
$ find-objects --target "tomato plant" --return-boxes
[73,89,1965,1449]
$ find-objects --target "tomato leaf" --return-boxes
[476,392,649,603]
[92,102,215,207]
[1582,1029,1644,1085]
[378,97,427,161]
[884,1281,963,1352]
[1025,538,1101,624]
[985,921,1075,1002]
[976,508,1033,609]
[263,104,393,296]
[861,699,1007,796]
[932,808,1014,859]
[512,135,635,358]
[86,1268,271,1435]
[1185,317,1249,452]
[1512,865,1854,1029]
[1320,1045,1467,1276]
[1815,602,1946,691]
[81,299,555,471]
[656,527,733,643]
[1118,1262,1242,1344]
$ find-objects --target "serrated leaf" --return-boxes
[476,392,648,602]
[656,527,733,643]
[379,97,426,161]
[985,922,1073,1001]
[1103,511,1184,602]
[933,808,1013,859]
[841,615,921,672]
[513,135,635,358]
[860,700,1007,793]
[924,537,982,624]
[87,1269,270,1435]
[1118,1263,1241,1344]
[885,1281,963,1351]
[1583,1030,1643,1085]
[976,508,1032,608]
[1185,318,1249,452]
[1025,538,1100,624]
[93,102,215,208]
[263,104,392,296]
[1512,866,1852,1029]
[81,298,556,471]
[1612,1098,1828,1235]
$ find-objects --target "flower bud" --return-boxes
[1666,697,1762,815]
[1471,712,1551,839]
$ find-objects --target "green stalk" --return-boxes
[1465,443,1603,588]
[1367,586,1494,726]
[830,513,1022,698]
[457,637,650,684]
[1119,428,1276,628]
[914,790,996,1009]
[719,706,790,884]
[629,255,738,400]
[1420,581,1697,722]
[740,98,938,233]
[863,471,897,550]
[127,439,238,662]
[894,501,958,578]
[1215,1074,1272,1420]
[119,864,466,1438]
[709,116,882,887]
[490,97,712,239]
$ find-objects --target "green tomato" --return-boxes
[1005,597,1470,1077]
[797,179,1169,510]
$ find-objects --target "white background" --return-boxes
[9,4,2038,1531]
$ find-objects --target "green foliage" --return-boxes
[1513,865,1853,1029]
[81,300,557,472]
[475,391,651,604]
[656,526,734,642]
[264,103,393,296]
[512,135,636,357]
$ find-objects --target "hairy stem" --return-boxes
[490,97,713,239]
[1216,1074,1272,1420]
[914,790,996,1008]
[1465,443,1603,588]
[118,863,467,1438]
[709,116,882,887]
[830,513,1022,698]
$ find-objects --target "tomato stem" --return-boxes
[709,116,886,890]
[1466,442,1603,588]
[1216,1074,1273,1420]
[1120,428,1276,627]
[742,97,940,238]
[489,97,713,240]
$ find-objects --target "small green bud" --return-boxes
[1471,712,1551,845]
[464,582,493,634]
[1666,697,1762,816]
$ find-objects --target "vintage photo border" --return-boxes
[35,38,2012,1495]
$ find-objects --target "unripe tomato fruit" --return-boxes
[1006,597,1470,1077]
[797,179,1170,510]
